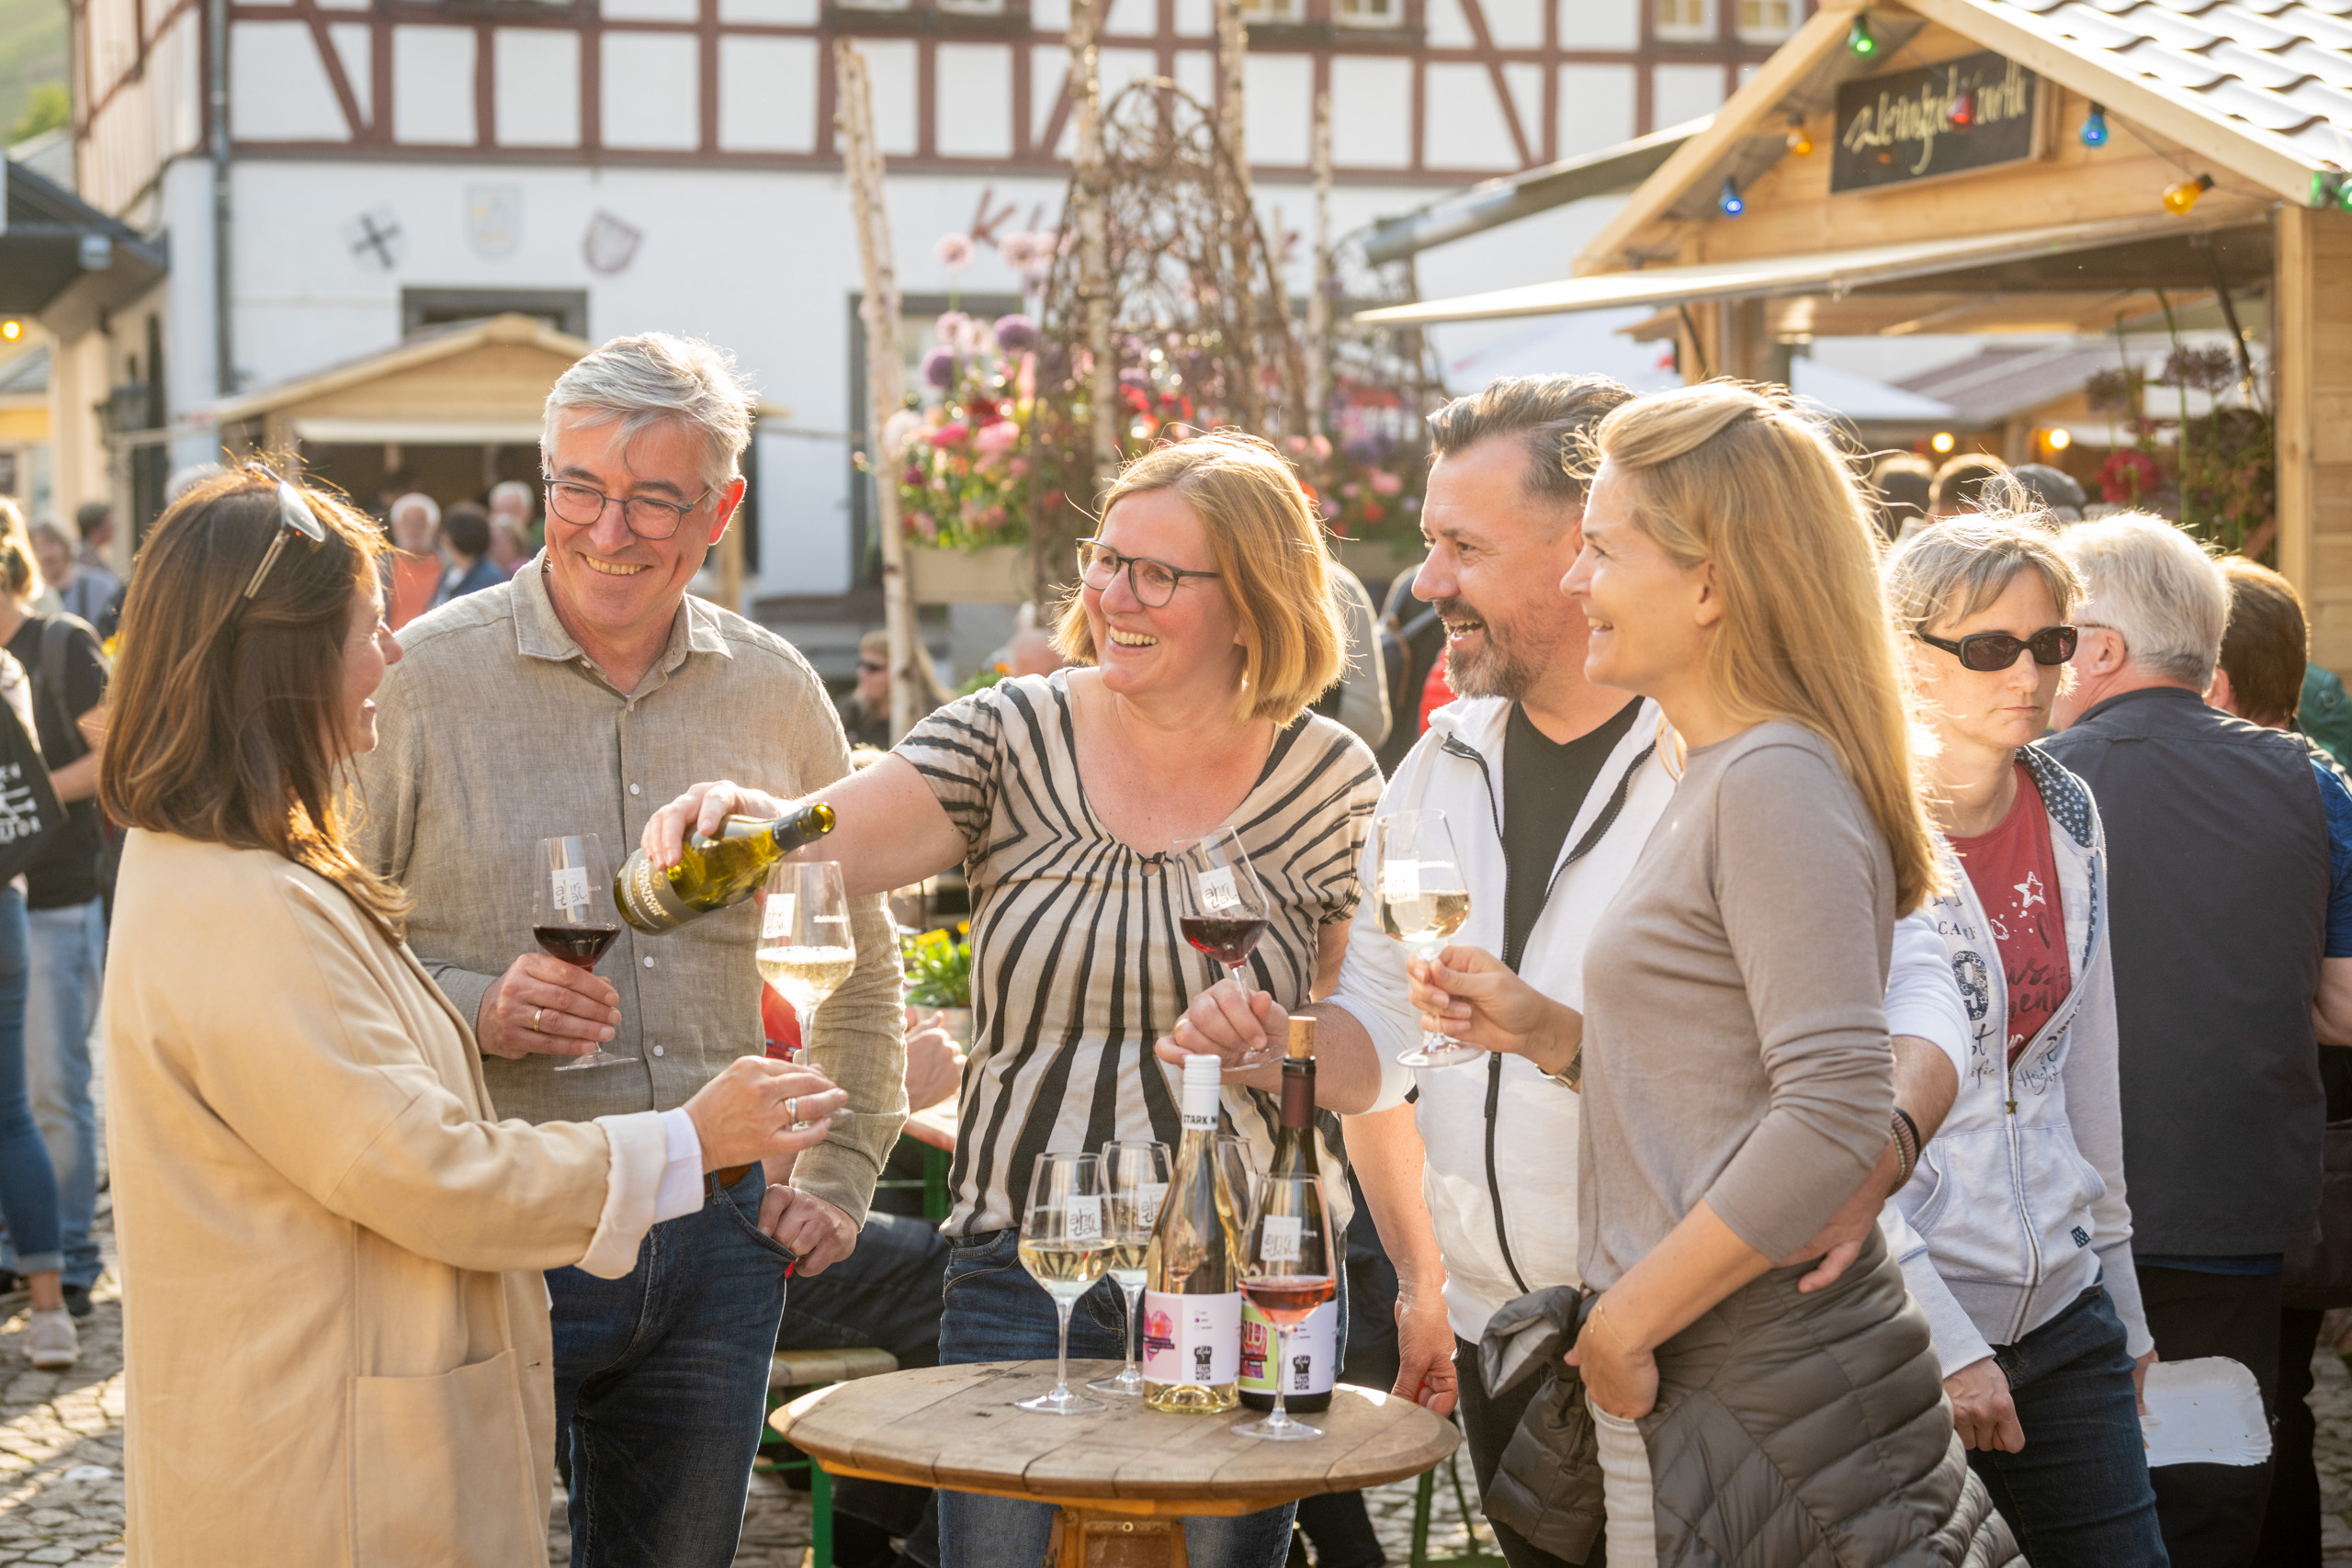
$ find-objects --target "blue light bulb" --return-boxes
[1719,179,1746,218]
[2079,104,2109,148]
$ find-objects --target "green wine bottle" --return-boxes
[613,803,837,934]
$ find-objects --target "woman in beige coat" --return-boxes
[99,468,849,1567]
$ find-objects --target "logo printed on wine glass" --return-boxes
[1137,1180,1169,1229]
[1261,1213,1303,1264]
[551,865,590,911]
[1379,860,1421,900]
[763,893,797,939]
[1064,1193,1102,1243]
[1198,866,1240,912]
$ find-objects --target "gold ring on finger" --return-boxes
[786,1096,798,1123]
[534,1007,545,1032]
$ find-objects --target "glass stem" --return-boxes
[1231,963,1251,997]
[1270,1322,1292,1428]
[1123,1285,1142,1380]
[1053,1294,1076,1401]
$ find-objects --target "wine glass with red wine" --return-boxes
[1173,827,1276,1077]
[538,833,637,1073]
[1235,1169,1337,1441]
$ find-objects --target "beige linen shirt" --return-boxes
[354,557,905,1225]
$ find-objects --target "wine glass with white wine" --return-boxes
[1017,1151,1111,1415]
[756,861,856,1074]
[1374,810,1481,1068]
[1086,1138,1171,1398]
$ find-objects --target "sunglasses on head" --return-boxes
[1914,625,2077,672]
[242,472,330,602]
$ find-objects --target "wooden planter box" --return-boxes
[907,544,1027,604]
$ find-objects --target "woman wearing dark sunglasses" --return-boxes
[1882,509,2164,1567]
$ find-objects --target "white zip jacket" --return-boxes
[1334,695,1970,1341]
[1882,742,2154,1376]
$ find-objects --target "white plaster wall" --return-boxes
[392,26,478,145]
[1561,0,1640,48]
[1244,53,1313,166]
[1557,62,1634,156]
[720,37,821,152]
[231,22,348,142]
[1652,62,1725,128]
[936,44,1017,159]
[602,32,700,150]
[498,29,583,148]
[1422,62,1516,168]
[1330,55,1412,169]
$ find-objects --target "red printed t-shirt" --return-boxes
[1951,762,2072,1064]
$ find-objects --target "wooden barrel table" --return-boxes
[773,1358,1460,1567]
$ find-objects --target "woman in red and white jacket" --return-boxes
[1882,507,2161,1568]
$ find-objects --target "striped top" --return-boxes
[899,671,1384,1237]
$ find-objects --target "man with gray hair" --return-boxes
[2044,512,2333,1568]
[356,332,905,1567]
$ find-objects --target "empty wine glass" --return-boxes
[756,862,855,1085]
[539,834,637,1073]
[1236,1169,1338,1441]
[1086,1138,1171,1398]
[1016,1152,1110,1415]
[1175,827,1277,1077]
[1374,810,1480,1069]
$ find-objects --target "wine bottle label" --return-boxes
[1141,1291,1240,1386]
[763,893,795,938]
[1198,866,1240,911]
[1064,1194,1102,1242]
[1137,1181,1168,1229]
[1379,859,1420,899]
[1259,1214,1302,1263]
[1239,1299,1337,1395]
[616,853,696,932]
[551,865,589,912]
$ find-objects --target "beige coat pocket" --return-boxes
[351,1349,539,1567]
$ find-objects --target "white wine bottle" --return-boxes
[1142,1054,1245,1414]
[1240,1016,1337,1413]
[614,803,836,934]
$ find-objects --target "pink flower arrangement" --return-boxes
[936,232,976,269]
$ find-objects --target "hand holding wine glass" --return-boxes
[1016,1152,1112,1415]
[1236,1169,1338,1441]
[538,834,639,1073]
[1374,810,1480,1070]
[1175,828,1277,1079]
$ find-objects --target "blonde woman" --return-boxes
[643,432,1385,1568]
[1883,513,2160,1566]
[1562,384,2014,1565]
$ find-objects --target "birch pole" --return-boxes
[1069,0,1118,503]
[1306,88,1332,429]
[836,41,922,740]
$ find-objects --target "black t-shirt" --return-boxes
[1499,697,1641,971]
[8,616,109,909]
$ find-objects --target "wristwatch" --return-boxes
[1545,1048,1583,1092]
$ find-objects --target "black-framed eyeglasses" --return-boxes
[243,476,329,602]
[541,472,713,541]
[1074,537,1221,609]
[1915,625,2078,671]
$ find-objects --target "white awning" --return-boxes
[290,418,547,446]
[1354,211,2231,328]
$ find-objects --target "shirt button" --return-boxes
[629,784,642,795]
[652,1044,665,1057]
[642,955,656,968]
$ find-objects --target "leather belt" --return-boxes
[711,1162,760,1189]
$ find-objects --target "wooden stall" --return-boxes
[207,312,785,612]
[1364,0,2352,663]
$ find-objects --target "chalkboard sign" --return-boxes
[1833,51,2041,194]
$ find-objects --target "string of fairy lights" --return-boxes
[1707,11,2352,222]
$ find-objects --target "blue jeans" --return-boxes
[936,1228,1299,1568]
[1969,1283,2169,1568]
[3,898,102,1289]
[551,1166,792,1568]
[0,890,61,1275]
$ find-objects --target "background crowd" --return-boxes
[0,332,2342,1568]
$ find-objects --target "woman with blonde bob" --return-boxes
[641,431,1385,1568]
[102,468,849,1566]
[1559,383,2017,1565]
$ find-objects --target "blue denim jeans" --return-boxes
[1968,1283,2169,1568]
[551,1166,792,1568]
[4,898,103,1289]
[936,1227,1300,1568]
[0,889,61,1275]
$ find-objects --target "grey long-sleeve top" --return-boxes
[1577,721,1896,1289]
